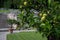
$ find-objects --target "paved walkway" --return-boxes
[0,32,9,40]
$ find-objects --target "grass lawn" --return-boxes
[0,10,9,13]
[7,32,47,40]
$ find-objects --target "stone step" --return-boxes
[0,28,9,32]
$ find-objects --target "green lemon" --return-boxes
[24,1,27,6]
[47,11,50,14]
[21,11,24,14]
[39,13,43,17]
[20,5,22,8]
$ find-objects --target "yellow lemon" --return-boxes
[43,13,47,16]
[24,1,27,6]
[41,16,46,21]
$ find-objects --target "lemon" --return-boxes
[43,14,47,16]
[20,5,22,8]
[24,1,27,6]
[41,16,46,21]
[21,11,24,14]
[39,13,43,17]
[41,23,45,26]
[47,11,50,14]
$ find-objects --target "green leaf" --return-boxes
[48,0,51,7]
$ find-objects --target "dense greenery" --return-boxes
[0,0,20,8]
[7,32,47,40]
[1,0,60,40]
[17,0,60,40]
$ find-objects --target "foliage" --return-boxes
[1,0,60,40]
[0,0,20,8]
[17,0,60,40]
[7,19,17,25]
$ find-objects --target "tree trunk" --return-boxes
[9,24,13,33]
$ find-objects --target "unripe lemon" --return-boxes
[24,1,27,6]
[39,13,43,17]
[20,5,22,8]
[21,11,24,14]
[41,23,45,26]
[47,11,50,14]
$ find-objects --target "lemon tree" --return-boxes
[17,0,60,40]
